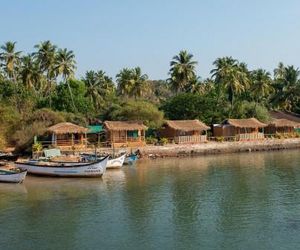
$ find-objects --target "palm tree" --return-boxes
[0,41,22,83]
[116,68,134,97]
[54,48,76,111]
[20,54,42,91]
[250,69,273,104]
[130,67,149,99]
[211,57,250,110]
[83,70,115,110]
[272,65,300,111]
[34,41,57,100]
[169,50,197,93]
[274,62,285,80]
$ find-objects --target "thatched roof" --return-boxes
[224,118,267,128]
[268,119,300,128]
[164,120,210,131]
[47,122,88,134]
[270,111,300,123]
[104,121,147,131]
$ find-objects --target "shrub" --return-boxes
[216,136,224,142]
[146,136,158,145]
[32,142,43,152]
[159,137,168,145]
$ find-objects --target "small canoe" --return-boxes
[124,154,138,165]
[15,156,109,178]
[0,168,27,183]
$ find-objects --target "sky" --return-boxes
[1,0,300,80]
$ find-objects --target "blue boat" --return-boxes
[124,154,138,165]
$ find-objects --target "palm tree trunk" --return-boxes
[65,77,77,112]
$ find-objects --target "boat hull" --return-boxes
[0,170,27,183]
[124,154,138,165]
[15,156,108,178]
[106,154,126,169]
[81,154,126,169]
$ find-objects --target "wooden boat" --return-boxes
[0,168,27,183]
[124,153,138,165]
[81,153,126,169]
[0,153,19,162]
[106,154,126,169]
[15,156,109,177]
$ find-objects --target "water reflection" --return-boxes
[1,150,300,250]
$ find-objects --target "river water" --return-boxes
[1,150,300,250]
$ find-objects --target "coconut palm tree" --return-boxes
[250,69,273,104]
[116,68,135,97]
[34,41,57,98]
[54,48,76,111]
[211,57,250,110]
[272,65,300,111]
[0,41,22,83]
[274,62,285,80]
[83,70,115,110]
[20,54,42,91]
[130,67,149,99]
[169,50,197,93]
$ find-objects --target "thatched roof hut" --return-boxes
[46,122,88,148]
[104,121,148,131]
[213,118,266,140]
[47,122,88,134]
[104,121,147,148]
[268,119,299,128]
[223,118,267,128]
[164,120,210,131]
[270,111,300,124]
[160,120,209,144]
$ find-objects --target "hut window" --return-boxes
[127,130,138,138]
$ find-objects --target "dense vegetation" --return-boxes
[0,41,299,150]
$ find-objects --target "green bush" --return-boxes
[146,136,158,145]
[32,142,43,152]
[216,136,225,142]
[159,137,168,145]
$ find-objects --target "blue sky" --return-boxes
[1,0,300,80]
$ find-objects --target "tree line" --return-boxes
[0,40,299,150]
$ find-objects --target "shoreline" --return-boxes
[55,138,300,160]
[138,138,300,158]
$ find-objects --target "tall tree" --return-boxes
[169,50,197,93]
[250,69,273,104]
[20,54,42,91]
[54,48,76,111]
[0,41,22,83]
[272,65,300,111]
[83,70,115,110]
[34,41,57,100]
[211,57,250,110]
[116,67,148,99]
[130,67,149,99]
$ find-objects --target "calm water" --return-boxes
[1,150,300,250]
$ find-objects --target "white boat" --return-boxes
[81,153,126,169]
[106,154,126,169]
[15,156,109,177]
[0,168,27,183]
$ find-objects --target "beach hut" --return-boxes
[213,118,267,141]
[104,121,147,148]
[47,122,88,149]
[265,119,300,135]
[159,120,210,144]
[87,124,104,145]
